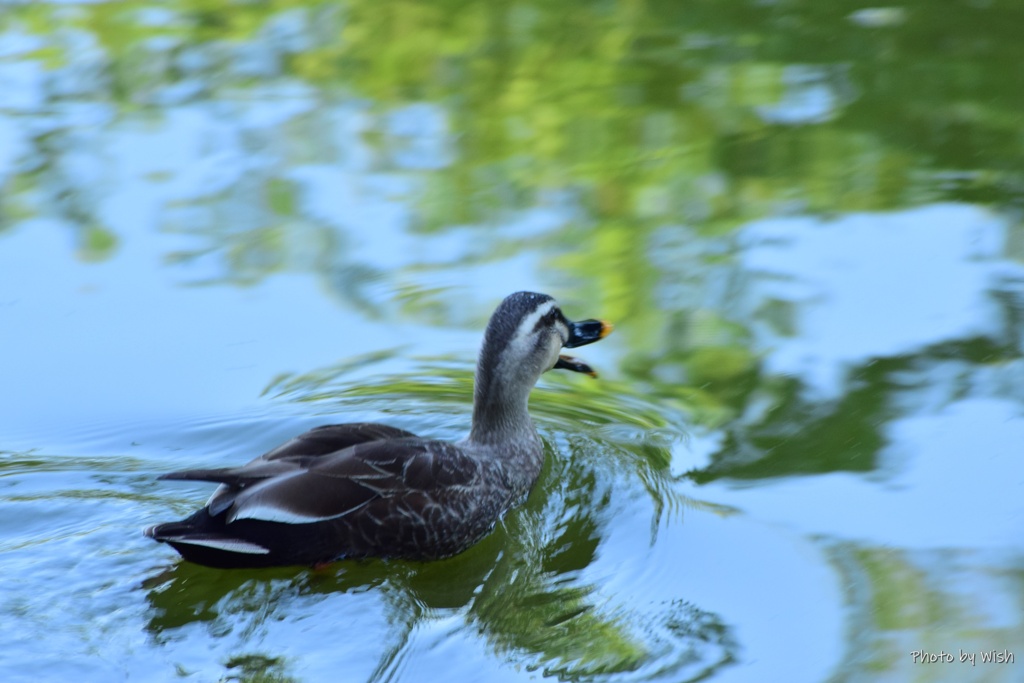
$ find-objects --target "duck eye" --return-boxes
[532,307,559,333]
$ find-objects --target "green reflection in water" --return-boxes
[825,542,1024,679]
[143,445,737,681]
[263,350,726,433]
[223,654,298,683]
[7,1,1024,489]
[6,1,1024,679]
[6,0,1024,282]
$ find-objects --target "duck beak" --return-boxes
[564,319,613,348]
[555,319,613,377]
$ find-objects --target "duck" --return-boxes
[145,291,612,568]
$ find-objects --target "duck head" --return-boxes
[482,291,611,378]
[470,292,612,442]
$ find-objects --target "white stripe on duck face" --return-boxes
[495,300,555,371]
[510,299,559,345]
[487,299,571,383]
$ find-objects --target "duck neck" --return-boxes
[468,362,539,446]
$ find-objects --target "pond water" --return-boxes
[2,2,1023,682]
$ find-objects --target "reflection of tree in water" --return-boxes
[468,440,737,682]
[222,654,299,683]
[686,335,1022,484]
[7,0,1024,295]
[142,366,736,682]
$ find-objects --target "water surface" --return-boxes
[2,1,1023,681]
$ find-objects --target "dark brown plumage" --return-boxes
[145,292,612,568]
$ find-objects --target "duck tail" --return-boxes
[144,513,276,568]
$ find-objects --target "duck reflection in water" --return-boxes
[142,442,738,682]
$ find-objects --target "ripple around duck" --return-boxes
[260,359,738,537]
[2,360,744,683]
[135,444,737,682]
[259,366,744,680]
[462,435,740,683]
[265,354,693,422]
[262,358,701,460]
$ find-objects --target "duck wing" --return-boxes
[224,438,479,524]
[159,422,419,515]
[148,437,486,566]
[259,423,420,460]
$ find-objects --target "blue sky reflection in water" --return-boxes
[2,1,1024,682]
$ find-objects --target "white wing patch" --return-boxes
[206,483,234,516]
[165,536,270,555]
[220,462,383,525]
[228,498,372,524]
